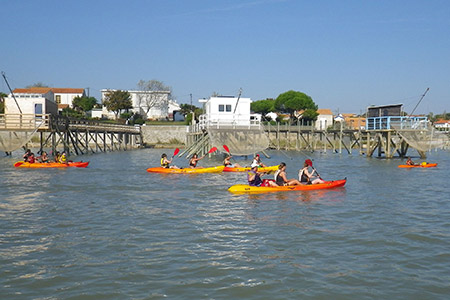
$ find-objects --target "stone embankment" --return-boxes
[140,125,187,147]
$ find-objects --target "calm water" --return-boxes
[1,149,449,299]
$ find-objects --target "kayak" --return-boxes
[228,178,347,194]
[14,161,89,168]
[223,165,279,172]
[147,166,225,174]
[398,163,437,168]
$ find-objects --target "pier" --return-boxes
[0,113,142,155]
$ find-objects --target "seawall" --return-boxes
[141,125,188,145]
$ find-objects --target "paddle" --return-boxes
[14,161,24,167]
[208,147,218,154]
[171,148,180,160]
[223,144,231,155]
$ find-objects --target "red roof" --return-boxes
[13,87,84,94]
[434,120,450,124]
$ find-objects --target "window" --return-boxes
[56,95,61,104]
[219,104,224,112]
[226,104,232,112]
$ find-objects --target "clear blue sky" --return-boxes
[1,0,449,115]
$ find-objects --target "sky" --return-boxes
[1,0,449,115]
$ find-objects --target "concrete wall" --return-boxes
[141,125,188,145]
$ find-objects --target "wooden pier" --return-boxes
[0,113,142,155]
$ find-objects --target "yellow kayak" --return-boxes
[223,165,279,172]
[147,165,225,174]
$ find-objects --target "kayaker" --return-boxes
[59,151,68,164]
[53,151,61,163]
[274,162,301,186]
[251,154,267,168]
[224,155,242,168]
[406,157,415,165]
[38,151,49,163]
[161,153,179,169]
[27,153,36,163]
[298,159,324,184]
[189,153,205,168]
[23,149,31,162]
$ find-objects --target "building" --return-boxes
[366,104,427,130]
[5,87,57,116]
[52,88,85,110]
[434,119,450,130]
[198,95,261,128]
[315,108,333,130]
[100,89,179,120]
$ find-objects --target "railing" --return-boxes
[198,114,263,130]
[366,116,428,130]
[0,113,50,130]
[68,118,141,133]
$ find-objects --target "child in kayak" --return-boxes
[298,159,324,184]
[38,151,49,163]
[189,153,205,168]
[23,149,31,162]
[161,153,179,169]
[406,157,415,165]
[27,153,36,163]
[251,154,267,168]
[274,162,301,186]
[223,155,242,168]
[248,165,277,187]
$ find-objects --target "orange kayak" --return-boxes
[147,166,225,174]
[398,163,437,168]
[14,161,89,168]
[228,179,347,194]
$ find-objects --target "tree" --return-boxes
[274,90,318,121]
[73,96,98,112]
[102,90,132,119]
[0,92,6,113]
[26,82,49,88]
[251,98,275,115]
[136,80,172,118]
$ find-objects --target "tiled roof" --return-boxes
[317,108,333,115]
[12,87,84,94]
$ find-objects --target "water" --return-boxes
[1,149,449,299]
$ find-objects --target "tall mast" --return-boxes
[1,71,22,114]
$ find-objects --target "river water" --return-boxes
[1,149,449,299]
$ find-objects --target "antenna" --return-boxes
[409,88,429,117]
[233,88,242,114]
[1,71,22,114]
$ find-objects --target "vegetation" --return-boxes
[61,107,85,118]
[251,98,275,115]
[102,90,132,119]
[180,104,203,124]
[428,112,450,122]
[72,96,98,112]
[26,82,49,88]
[274,90,318,121]
[137,79,172,117]
[0,92,6,113]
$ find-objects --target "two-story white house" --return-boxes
[101,89,179,120]
[198,96,261,128]
[52,88,85,111]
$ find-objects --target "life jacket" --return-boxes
[161,158,169,168]
[28,156,35,163]
[247,170,262,186]
[275,170,285,186]
[298,168,310,183]
[60,154,67,163]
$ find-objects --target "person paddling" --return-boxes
[223,155,242,168]
[298,159,324,184]
[38,151,49,163]
[406,157,415,166]
[161,153,179,169]
[23,149,31,162]
[189,153,205,168]
[274,162,301,186]
[251,154,266,168]
[248,165,277,187]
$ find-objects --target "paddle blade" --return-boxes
[208,147,218,153]
[223,145,230,154]
[173,148,180,157]
[14,161,24,167]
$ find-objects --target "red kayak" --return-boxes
[14,161,89,168]
[398,163,437,168]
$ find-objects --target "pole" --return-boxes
[1,71,22,113]
[409,88,430,117]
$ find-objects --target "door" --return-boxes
[35,103,43,115]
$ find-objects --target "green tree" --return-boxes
[274,90,318,121]
[26,82,49,88]
[0,92,7,113]
[251,98,275,115]
[102,90,132,120]
[73,96,98,112]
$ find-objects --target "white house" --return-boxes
[101,89,176,120]
[315,108,334,130]
[434,120,450,129]
[5,87,57,115]
[198,96,261,128]
[52,88,85,111]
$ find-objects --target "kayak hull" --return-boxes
[15,161,89,168]
[228,179,347,194]
[147,166,225,174]
[223,165,279,172]
[398,163,437,168]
